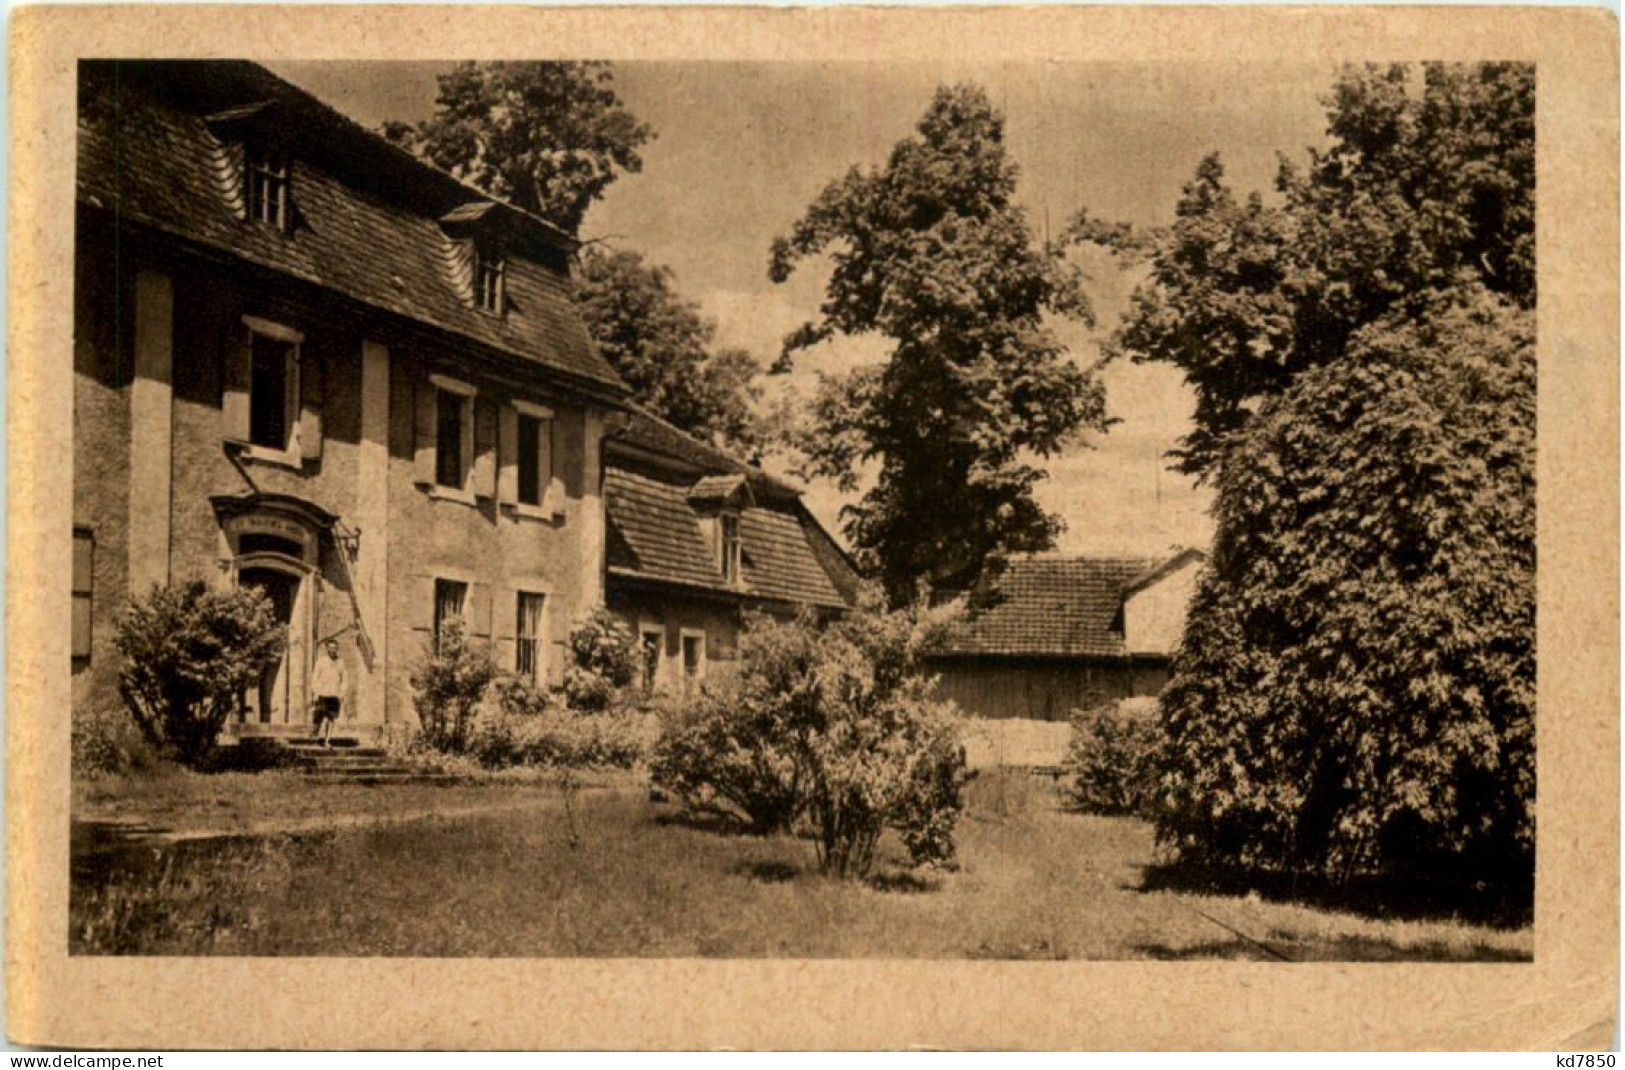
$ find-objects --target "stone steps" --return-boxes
[263,738,430,782]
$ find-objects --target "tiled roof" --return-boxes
[76,61,624,395]
[605,469,849,609]
[933,555,1163,659]
[608,408,799,497]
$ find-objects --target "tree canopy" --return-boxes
[1104,62,1533,475]
[770,83,1108,602]
[383,61,653,236]
[575,247,765,456]
[1103,63,1537,906]
[1158,295,1534,899]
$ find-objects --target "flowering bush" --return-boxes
[469,708,654,770]
[1062,698,1161,818]
[651,590,969,879]
[113,581,286,768]
[409,617,498,753]
[562,608,640,712]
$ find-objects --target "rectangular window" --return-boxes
[517,413,542,506]
[681,633,704,694]
[246,142,289,229]
[248,332,295,451]
[719,514,742,585]
[640,627,663,691]
[433,578,468,652]
[435,389,466,489]
[72,528,94,662]
[516,592,545,684]
[474,248,505,313]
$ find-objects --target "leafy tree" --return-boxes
[1094,63,1537,907]
[575,248,765,456]
[770,83,1108,603]
[1104,62,1533,475]
[1157,295,1534,897]
[383,61,653,236]
[114,582,286,767]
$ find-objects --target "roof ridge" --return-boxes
[250,61,579,250]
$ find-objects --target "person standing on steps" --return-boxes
[311,639,347,747]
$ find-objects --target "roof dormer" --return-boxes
[439,202,513,315]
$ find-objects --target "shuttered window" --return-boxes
[72,528,93,662]
[435,389,466,489]
[433,578,468,652]
[516,592,545,684]
[249,333,295,451]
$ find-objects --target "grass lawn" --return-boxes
[71,769,1532,960]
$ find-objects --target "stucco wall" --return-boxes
[72,230,134,716]
[385,360,606,727]
[1122,555,1203,656]
[606,588,742,695]
[74,233,611,738]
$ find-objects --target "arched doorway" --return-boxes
[239,564,302,723]
[212,493,333,731]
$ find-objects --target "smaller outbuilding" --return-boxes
[602,408,861,696]
[926,548,1206,721]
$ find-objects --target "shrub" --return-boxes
[113,581,285,768]
[470,707,654,770]
[409,617,498,753]
[1157,298,1535,898]
[1063,699,1161,818]
[650,590,970,879]
[562,608,639,712]
[73,696,158,778]
[648,620,817,832]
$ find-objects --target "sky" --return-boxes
[271,59,1336,556]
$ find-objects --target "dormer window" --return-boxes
[245,141,290,229]
[719,513,742,586]
[474,245,505,313]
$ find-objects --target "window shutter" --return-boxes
[497,405,519,505]
[494,588,516,641]
[473,398,497,500]
[299,346,323,462]
[493,587,516,673]
[409,574,436,633]
[222,325,252,443]
[412,381,436,485]
[541,418,561,514]
[548,640,568,687]
[468,581,493,638]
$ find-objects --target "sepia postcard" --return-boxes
[7,3,1619,1051]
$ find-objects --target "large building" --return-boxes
[73,59,627,741]
[926,549,1205,721]
[73,59,856,744]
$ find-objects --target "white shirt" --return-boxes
[312,654,346,699]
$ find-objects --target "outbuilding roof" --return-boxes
[76,60,624,396]
[932,554,1170,659]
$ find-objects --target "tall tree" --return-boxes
[1096,63,1536,904]
[575,248,764,456]
[1106,62,1533,475]
[383,61,653,236]
[770,84,1108,603]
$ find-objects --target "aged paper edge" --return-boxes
[7,4,1619,1051]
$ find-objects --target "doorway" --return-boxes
[239,566,301,723]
